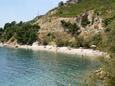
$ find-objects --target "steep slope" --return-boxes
[31,0,115,52]
[33,10,104,47]
[55,0,115,17]
[0,0,114,52]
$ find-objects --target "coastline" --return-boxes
[0,42,108,58]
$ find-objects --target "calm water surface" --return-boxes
[0,47,99,86]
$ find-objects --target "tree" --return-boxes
[1,21,40,44]
[15,23,40,45]
[81,14,90,27]
[61,20,80,36]
[58,1,64,7]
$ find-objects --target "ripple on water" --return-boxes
[0,48,100,86]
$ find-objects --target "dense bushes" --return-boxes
[0,28,4,41]
[15,23,40,44]
[61,20,80,35]
[0,21,40,45]
[82,53,115,86]
[103,16,115,26]
[39,31,72,47]
[55,0,115,17]
[58,1,64,7]
[38,32,56,45]
[54,32,72,47]
[104,56,115,86]
[98,19,115,53]
[83,16,115,86]
[81,14,90,27]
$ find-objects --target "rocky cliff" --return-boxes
[33,9,105,46]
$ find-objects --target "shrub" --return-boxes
[38,32,56,45]
[38,32,49,45]
[61,20,80,35]
[83,53,115,86]
[58,1,64,7]
[54,32,71,47]
[15,23,40,45]
[1,21,40,45]
[81,14,90,27]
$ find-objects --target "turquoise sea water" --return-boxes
[0,47,99,86]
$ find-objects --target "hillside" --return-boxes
[0,0,114,53]
[29,2,115,85]
[30,0,114,53]
[54,0,115,17]
[0,0,115,86]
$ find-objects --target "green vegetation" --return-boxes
[55,0,115,85]
[55,0,115,17]
[15,23,40,44]
[0,0,114,85]
[58,1,64,7]
[82,10,115,86]
[82,53,115,86]
[54,32,71,47]
[0,21,40,45]
[81,14,90,27]
[61,20,80,35]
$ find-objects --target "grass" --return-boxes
[54,0,115,18]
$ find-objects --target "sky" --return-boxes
[0,0,67,27]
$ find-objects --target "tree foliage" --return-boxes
[58,1,64,7]
[61,20,80,35]
[0,21,40,45]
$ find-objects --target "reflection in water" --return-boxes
[0,47,99,86]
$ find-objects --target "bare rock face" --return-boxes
[75,10,104,38]
[34,10,105,42]
[34,16,76,33]
[94,68,109,80]
[35,10,103,32]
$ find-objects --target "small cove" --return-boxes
[0,47,100,86]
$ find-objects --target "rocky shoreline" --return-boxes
[0,42,109,59]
